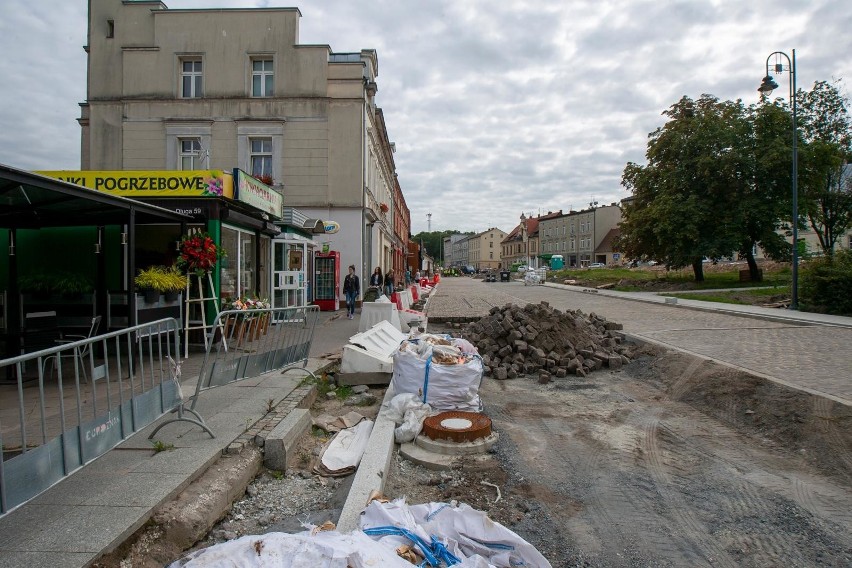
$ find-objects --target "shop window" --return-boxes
[220,225,257,301]
[179,138,202,170]
[180,58,203,98]
[252,59,274,97]
[250,138,273,178]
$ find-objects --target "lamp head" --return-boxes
[758,75,779,95]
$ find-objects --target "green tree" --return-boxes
[411,230,472,265]
[739,100,795,278]
[618,95,766,281]
[618,93,799,282]
[797,80,852,256]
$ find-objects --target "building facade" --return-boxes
[442,234,465,268]
[538,204,623,267]
[82,0,409,297]
[469,228,507,271]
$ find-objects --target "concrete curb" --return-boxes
[336,386,398,532]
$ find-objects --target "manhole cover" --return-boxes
[441,418,473,430]
[423,411,492,443]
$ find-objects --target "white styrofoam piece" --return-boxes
[358,301,403,332]
[341,320,405,374]
[349,319,407,357]
[341,345,394,374]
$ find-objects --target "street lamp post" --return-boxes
[520,213,530,269]
[758,49,798,309]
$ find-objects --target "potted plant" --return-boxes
[162,266,188,302]
[20,273,55,300]
[54,272,93,300]
[135,266,168,303]
[254,174,274,186]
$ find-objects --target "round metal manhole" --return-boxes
[423,411,492,443]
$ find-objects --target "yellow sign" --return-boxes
[36,170,234,199]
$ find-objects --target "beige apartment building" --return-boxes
[81,0,404,287]
[538,204,622,267]
[469,228,507,271]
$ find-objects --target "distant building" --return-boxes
[538,204,622,267]
[469,228,507,271]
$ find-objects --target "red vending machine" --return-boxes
[313,250,340,311]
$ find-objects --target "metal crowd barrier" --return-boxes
[148,305,320,439]
[0,318,182,516]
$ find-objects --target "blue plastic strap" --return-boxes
[422,355,432,403]
[363,526,440,565]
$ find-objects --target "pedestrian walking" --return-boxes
[342,265,360,319]
[384,269,395,297]
[404,268,411,287]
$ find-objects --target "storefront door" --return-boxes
[272,240,306,310]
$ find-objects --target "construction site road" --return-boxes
[422,278,852,567]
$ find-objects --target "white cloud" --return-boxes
[1,0,849,234]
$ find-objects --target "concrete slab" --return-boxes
[336,371,392,386]
[414,432,499,455]
[129,446,222,475]
[399,442,457,470]
[335,387,397,532]
[0,503,148,553]
[0,551,93,568]
[263,408,311,471]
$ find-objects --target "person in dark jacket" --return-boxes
[384,269,395,297]
[369,267,383,288]
[342,265,360,319]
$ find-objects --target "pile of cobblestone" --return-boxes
[463,301,633,382]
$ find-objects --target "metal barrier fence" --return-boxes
[0,318,182,516]
[149,305,320,439]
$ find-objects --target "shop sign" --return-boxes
[36,170,234,198]
[234,169,283,218]
[323,221,340,234]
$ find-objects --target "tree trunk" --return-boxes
[692,258,705,282]
[745,249,762,281]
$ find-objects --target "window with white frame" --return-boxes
[250,138,273,178]
[252,59,274,97]
[180,58,203,98]
[178,138,202,170]
[166,123,212,171]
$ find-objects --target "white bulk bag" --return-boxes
[391,341,483,412]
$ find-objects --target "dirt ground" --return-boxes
[179,330,852,568]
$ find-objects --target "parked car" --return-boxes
[516,265,529,273]
[588,263,606,269]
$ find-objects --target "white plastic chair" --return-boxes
[43,315,102,383]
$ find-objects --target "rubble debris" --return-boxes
[463,302,636,380]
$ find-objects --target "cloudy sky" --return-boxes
[1,1,850,234]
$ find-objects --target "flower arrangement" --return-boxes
[379,202,389,213]
[176,233,224,276]
[254,174,274,186]
[222,296,271,311]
